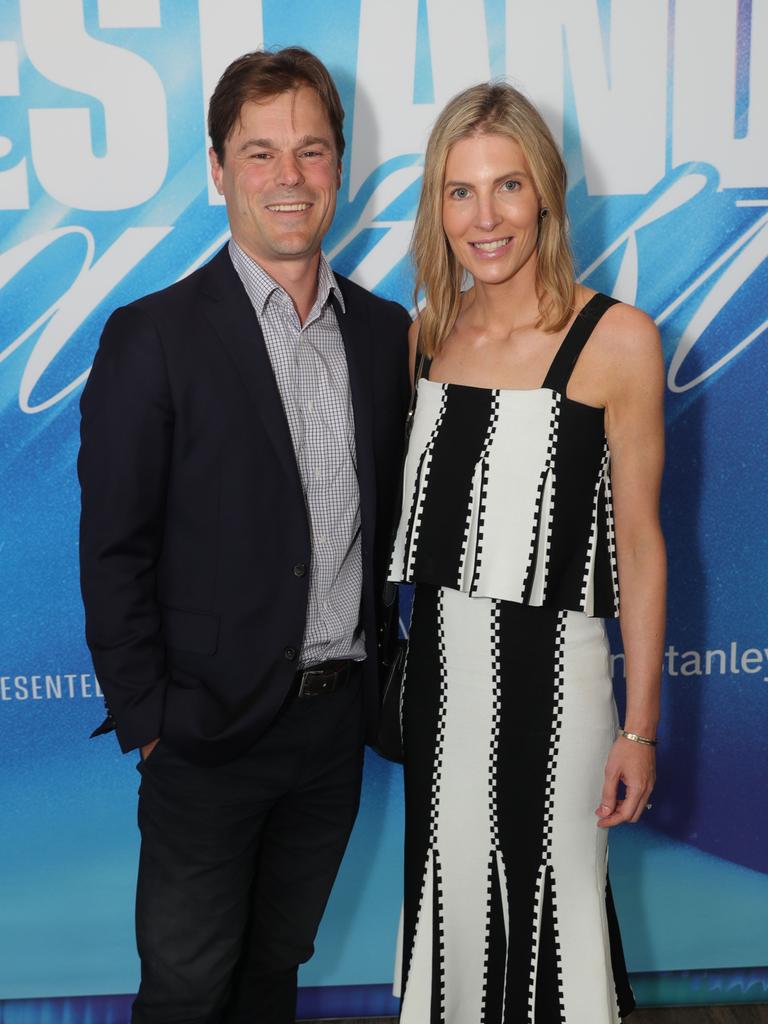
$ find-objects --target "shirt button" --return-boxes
[293,563,307,577]
[284,646,297,661]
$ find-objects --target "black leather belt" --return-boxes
[289,659,355,699]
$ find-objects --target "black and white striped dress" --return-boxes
[389,294,635,1023]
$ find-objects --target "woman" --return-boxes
[389,83,666,1022]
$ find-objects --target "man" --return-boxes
[79,47,410,1023]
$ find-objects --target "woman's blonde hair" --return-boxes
[412,82,576,357]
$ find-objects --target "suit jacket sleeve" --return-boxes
[78,304,173,752]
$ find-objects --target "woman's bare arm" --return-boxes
[597,303,667,828]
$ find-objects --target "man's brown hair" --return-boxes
[208,47,345,163]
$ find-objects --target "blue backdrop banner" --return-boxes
[0,0,766,1012]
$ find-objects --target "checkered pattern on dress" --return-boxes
[480,601,506,1019]
[521,391,562,603]
[468,391,500,596]
[602,446,621,616]
[580,441,612,617]
[527,609,568,1020]
[402,385,449,581]
[229,241,365,667]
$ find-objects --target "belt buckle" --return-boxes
[298,668,327,698]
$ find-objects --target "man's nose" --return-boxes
[276,153,303,188]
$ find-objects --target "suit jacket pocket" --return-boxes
[161,605,220,655]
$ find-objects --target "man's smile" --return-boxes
[266,202,313,213]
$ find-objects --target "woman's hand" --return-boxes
[595,734,656,828]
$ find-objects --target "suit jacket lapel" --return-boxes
[198,247,303,497]
[332,286,376,545]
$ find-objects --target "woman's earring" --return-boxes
[540,208,549,219]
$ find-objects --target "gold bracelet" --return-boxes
[620,729,657,747]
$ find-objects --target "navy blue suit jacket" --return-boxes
[78,245,410,764]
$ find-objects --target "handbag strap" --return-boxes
[382,340,430,608]
[405,350,429,440]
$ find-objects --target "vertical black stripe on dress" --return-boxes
[543,293,620,615]
[401,584,442,1002]
[607,878,635,1015]
[547,401,608,610]
[411,386,494,583]
[495,601,565,1021]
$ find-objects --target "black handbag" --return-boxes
[374,352,429,764]
[374,581,408,763]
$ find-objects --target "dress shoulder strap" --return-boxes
[541,292,619,394]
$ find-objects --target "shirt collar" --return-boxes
[228,238,345,317]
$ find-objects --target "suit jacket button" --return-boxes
[293,563,307,577]
[284,646,297,661]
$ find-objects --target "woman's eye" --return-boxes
[451,187,470,199]
[502,179,520,192]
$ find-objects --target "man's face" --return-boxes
[209,87,341,270]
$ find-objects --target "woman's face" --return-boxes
[441,132,541,287]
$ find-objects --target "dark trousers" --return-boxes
[131,677,364,1024]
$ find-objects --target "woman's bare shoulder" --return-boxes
[589,297,661,371]
[589,299,664,406]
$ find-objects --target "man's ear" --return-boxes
[209,146,224,195]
